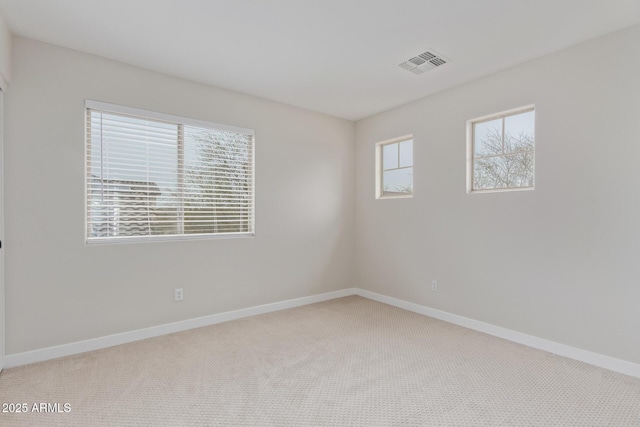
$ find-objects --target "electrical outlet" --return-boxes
[174,288,184,302]
[431,280,438,292]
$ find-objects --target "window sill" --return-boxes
[467,186,534,194]
[86,232,255,245]
[377,194,413,200]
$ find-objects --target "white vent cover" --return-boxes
[399,50,449,75]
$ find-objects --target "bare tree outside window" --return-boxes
[184,129,252,234]
[470,108,535,192]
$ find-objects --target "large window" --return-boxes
[85,101,254,243]
[376,136,413,199]
[468,106,535,192]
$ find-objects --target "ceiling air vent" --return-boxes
[399,49,449,75]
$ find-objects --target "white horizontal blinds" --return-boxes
[86,106,254,241]
[182,126,253,234]
[87,110,180,238]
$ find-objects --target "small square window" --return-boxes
[467,106,535,193]
[376,136,413,199]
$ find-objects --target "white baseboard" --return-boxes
[5,287,640,379]
[3,288,356,368]
[355,288,640,379]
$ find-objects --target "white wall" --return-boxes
[0,11,11,369]
[5,23,640,367]
[4,37,354,355]
[355,24,640,364]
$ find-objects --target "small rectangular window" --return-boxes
[85,100,255,243]
[376,136,413,199]
[467,106,535,193]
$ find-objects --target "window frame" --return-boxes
[84,100,255,245]
[466,105,535,194]
[375,135,413,199]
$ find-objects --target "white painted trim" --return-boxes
[355,289,640,379]
[3,288,356,368]
[5,287,640,379]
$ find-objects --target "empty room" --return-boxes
[0,0,639,425]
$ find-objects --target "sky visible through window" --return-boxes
[89,113,239,206]
[381,139,413,196]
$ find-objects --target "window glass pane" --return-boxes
[474,156,506,190]
[382,142,398,170]
[383,167,413,195]
[88,112,178,238]
[474,118,503,157]
[183,127,252,235]
[474,152,534,190]
[399,139,413,168]
[504,110,534,154]
[506,151,534,187]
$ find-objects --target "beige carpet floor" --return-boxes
[0,296,639,426]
